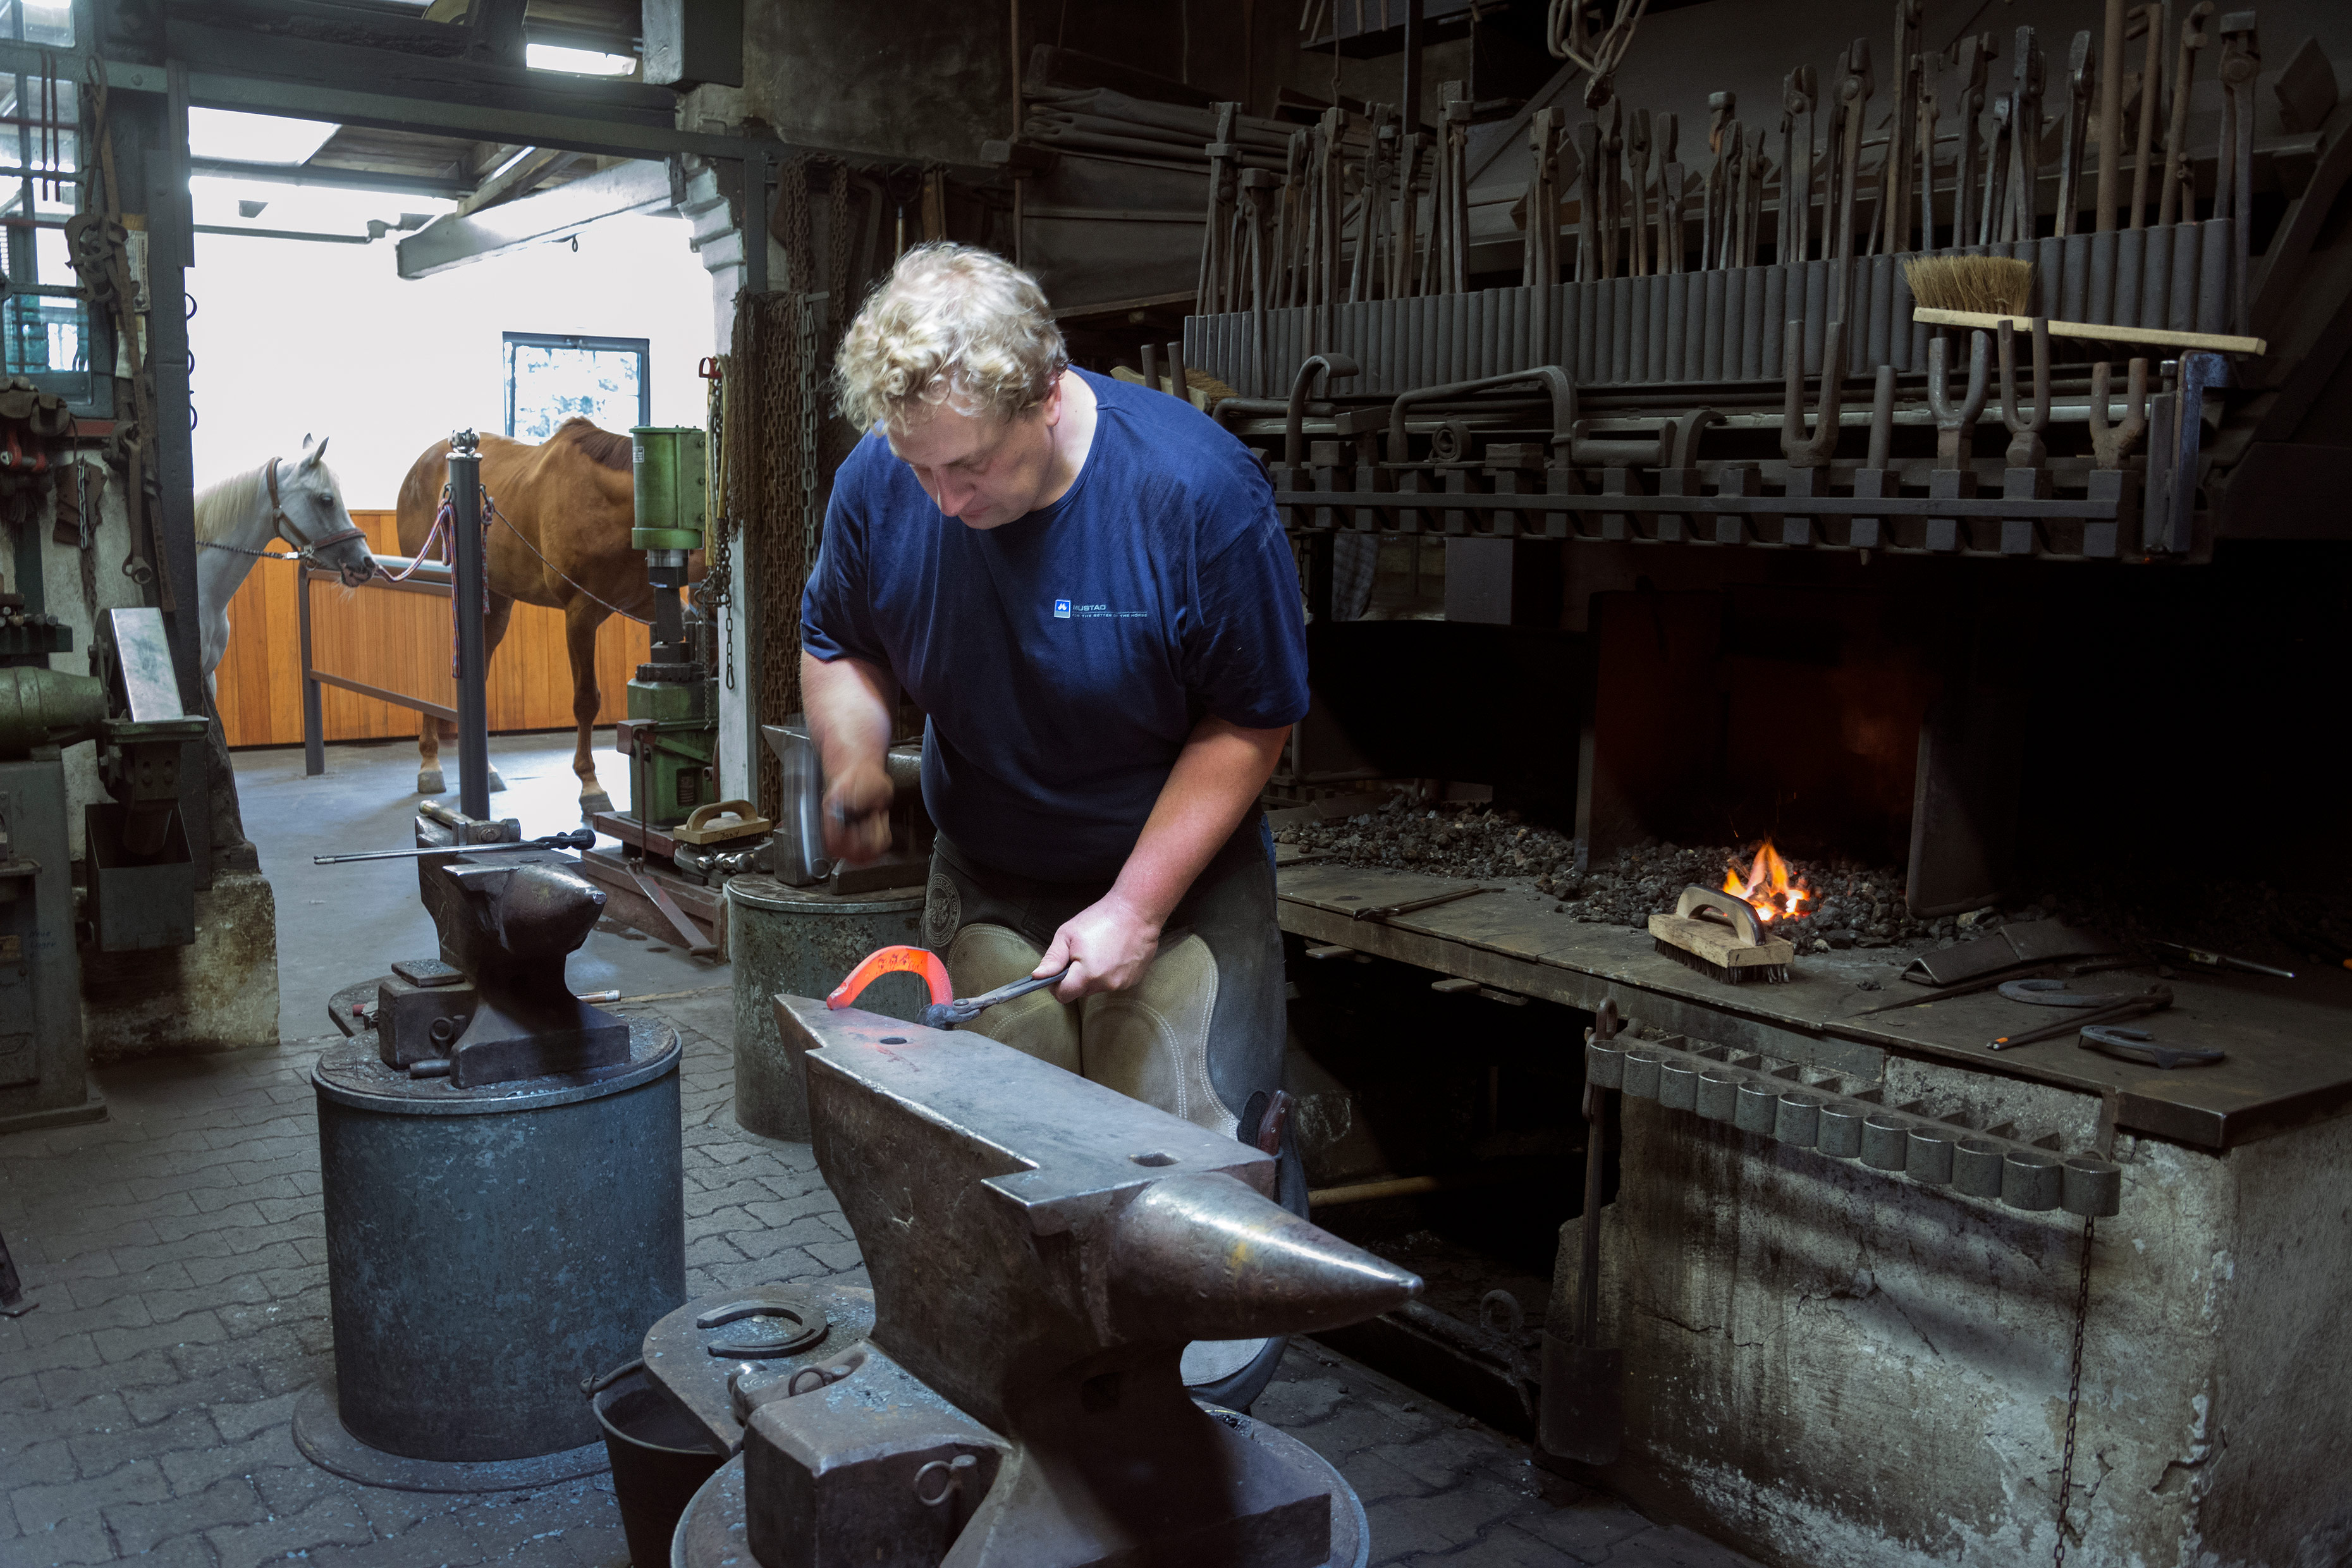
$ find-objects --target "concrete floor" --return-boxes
[230,732,725,1044]
[0,737,1765,1568]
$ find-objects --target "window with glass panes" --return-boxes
[503,332,651,442]
[1,0,101,406]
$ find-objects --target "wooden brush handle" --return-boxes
[1911,306,2266,357]
[1675,886,1765,946]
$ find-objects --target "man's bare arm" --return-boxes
[1036,715,1289,998]
[800,651,897,862]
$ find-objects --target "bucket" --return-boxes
[587,1361,723,1567]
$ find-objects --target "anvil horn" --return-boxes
[1106,1170,1421,1342]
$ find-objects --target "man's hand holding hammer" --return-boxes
[804,651,897,865]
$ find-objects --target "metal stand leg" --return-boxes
[448,436,491,822]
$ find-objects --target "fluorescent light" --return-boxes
[526,42,637,76]
[187,109,340,166]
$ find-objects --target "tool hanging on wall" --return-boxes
[2124,3,2167,232]
[2214,13,2260,336]
[1781,66,1816,264]
[1874,0,1923,255]
[2005,27,2046,245]
[2055,30,2097,239]
[2158,5,2215,228]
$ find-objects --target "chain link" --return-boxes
[732,157,861,820]
[701,358,737,691]
[2052,1213,2097,1567]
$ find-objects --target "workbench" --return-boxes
[1273,857,2352,1567]
[1274,858,2352,1149]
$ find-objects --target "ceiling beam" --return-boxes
[189,157,472,199]
[395,156,673,278]
[105,56,740,159]
[453,144,569,214]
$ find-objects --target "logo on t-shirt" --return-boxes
[1053,599,1072,618]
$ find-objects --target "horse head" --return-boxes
[278,436,377,587]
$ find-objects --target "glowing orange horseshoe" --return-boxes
[826,945,953,1012]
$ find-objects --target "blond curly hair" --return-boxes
[834,243,1070,431]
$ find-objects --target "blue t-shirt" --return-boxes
[801,369,1311,884]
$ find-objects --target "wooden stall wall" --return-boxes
[212,510,651,749]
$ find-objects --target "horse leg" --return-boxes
[417,720,444,795]
[565,597,616,820]
[419,597,516,796]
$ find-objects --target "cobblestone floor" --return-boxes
[1,990,1756,1568]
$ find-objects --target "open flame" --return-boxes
[1722,840,1810,922]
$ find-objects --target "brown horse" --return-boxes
[395,418,690,819]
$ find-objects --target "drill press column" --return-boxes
[624,426,718,827]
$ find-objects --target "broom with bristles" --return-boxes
[1903,254,2268,355]
[1903,255,2035,317]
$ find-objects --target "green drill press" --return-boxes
[620,426,717,828]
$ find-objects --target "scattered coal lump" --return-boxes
[1274,795,2346,971]
[1274,797,1938,948]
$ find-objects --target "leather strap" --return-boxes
[264,456,370,559]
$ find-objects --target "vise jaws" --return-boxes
[374,855,627,1087]
[677,994,1424,1568]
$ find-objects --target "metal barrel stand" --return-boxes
[725,874,927,1140]
[294,1022,686,1492]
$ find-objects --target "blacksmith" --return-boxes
[800,243,1308,1261]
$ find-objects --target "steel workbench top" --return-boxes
[1275,859,2352,1151]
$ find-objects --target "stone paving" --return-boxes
[0,989,1758,1568]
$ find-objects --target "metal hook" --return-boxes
[1997,317,2052,468]
[1780,318,1847,468]
[1926,329,1990,469]
[2088,358,2150,469]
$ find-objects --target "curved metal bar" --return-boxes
[2088,358,2150,468]
[1283,353,1361,466]
[1384,367,1579,464]
[1780,317,1847,467]
[1926,329,1992,468]
[1998,315,2053,467]
[1670,408,1727,469]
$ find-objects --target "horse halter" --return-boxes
[265,456,370,563]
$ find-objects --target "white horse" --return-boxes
[194,438,377,693]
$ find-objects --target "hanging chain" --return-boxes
[795,288,820,562]
[2052,1213,2097,1567]
[700,357,736,690]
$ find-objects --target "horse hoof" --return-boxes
[487,768,508,793]
[579,792,615,820]
[417,769,444,795]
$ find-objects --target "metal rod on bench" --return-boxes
[448,430,492,822]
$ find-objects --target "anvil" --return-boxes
[392,859,628,1087]
[717,995,1424,1568]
